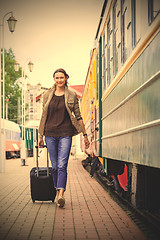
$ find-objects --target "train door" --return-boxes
[90,89,94,156]
[94,105,97,154]
[90,97,97,156]
[87,48,98,157]
[93,48,98,156]
[98,36,102,157]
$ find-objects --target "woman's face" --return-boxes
[54,72,66,88]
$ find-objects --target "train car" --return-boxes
[1,118,38,159]
[24,120,39,157]
[80,48,98,156]
[80,0,160,210]
[1,119,21,159]
[20,126,34,157]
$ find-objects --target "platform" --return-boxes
[0,150,147,240]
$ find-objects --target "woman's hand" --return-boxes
[38,137,44,148]
[84,135,90,149]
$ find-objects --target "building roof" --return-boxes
[68,85,84,98]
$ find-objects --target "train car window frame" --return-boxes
[148,0,160,25]
[102,33,106,91]
[96,52,99,101]
[121,0,127,64]
[131,0,136,48]
[107,18,111,86]
[131,0,143,49]
[113,0,118,77]
[5,129,11,140]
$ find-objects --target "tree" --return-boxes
[3,48,23,123]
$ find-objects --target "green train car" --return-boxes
[81,0,160,210]
[20,126,38,157]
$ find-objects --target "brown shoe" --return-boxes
[58,195,65,208]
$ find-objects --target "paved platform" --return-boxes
[0,150,147,240]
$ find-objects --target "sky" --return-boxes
[0,0,104,88]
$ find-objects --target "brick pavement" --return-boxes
[0,150,147,240]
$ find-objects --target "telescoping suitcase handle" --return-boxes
[35,145,49,177]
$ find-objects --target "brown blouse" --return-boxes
[44,94,74,137]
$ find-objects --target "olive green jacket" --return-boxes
[38,84,83,137]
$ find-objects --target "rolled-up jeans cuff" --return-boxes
[57,187,65,191]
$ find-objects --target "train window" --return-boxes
[17,132,20,141]
[5,129,11,140]
[131,0,136,47]
[12,131,20,141]
[102,33,106,90]
[96,53,99,100]
[131,0,142,48]
[124,0,132,58]
[12,131,16,140]
[12,131,14,140]
[148,0,160,25]
[107,18,111,86]
[113,0,118,76]
[121,0,127,64]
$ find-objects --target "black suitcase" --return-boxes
[30,145,56,203]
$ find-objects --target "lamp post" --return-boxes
[5,98,9,120]
[0,12,17,173]
[14,60,34,165]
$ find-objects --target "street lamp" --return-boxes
[37,83,41,91]
[7,15,17,33]
[5,98,9,120]
[1,12,17,120]
[14,60,34,130]
[27,83,31,91]
[0,11,17,173]
[14,61,20,72]
[14,60,34,165]
[28,61,34,72]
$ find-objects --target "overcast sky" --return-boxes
[0,0,104,88]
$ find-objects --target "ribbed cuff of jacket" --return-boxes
[77,117,83,120]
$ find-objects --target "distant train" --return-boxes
[1,119,38,159]
[80,0,160,210]
[1,119,21,159]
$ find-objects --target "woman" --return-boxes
[38,68,90,208]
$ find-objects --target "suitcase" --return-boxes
[30,145,56,203]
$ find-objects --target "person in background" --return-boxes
[38,68,90,207]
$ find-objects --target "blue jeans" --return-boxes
[45,136,72,191]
